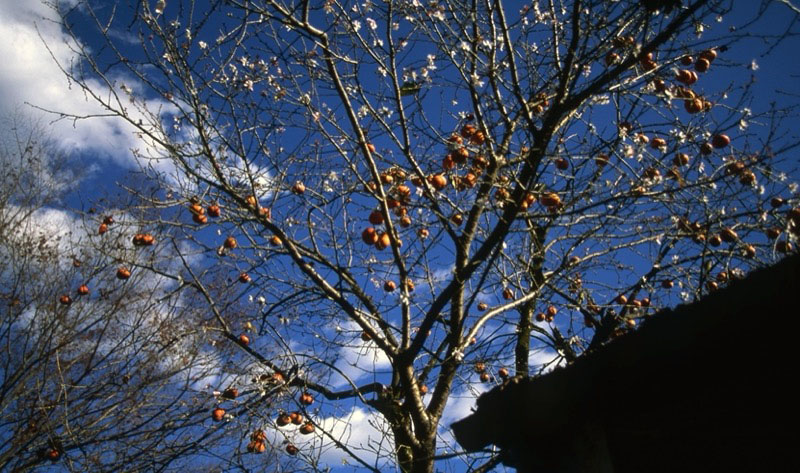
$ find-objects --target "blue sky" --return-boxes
[1,1,797,199]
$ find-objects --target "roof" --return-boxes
[452,254,800,472]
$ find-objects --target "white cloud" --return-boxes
[1,205,88,271]
[0,0,173,171]
[530,348,563,373]
[429,264,454,288]
[329,322,392,388]
[316,406,394,469]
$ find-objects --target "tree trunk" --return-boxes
[516,221,547,376]
[515,302,533,376]
[373,391,436,473]
[391,426,435,473]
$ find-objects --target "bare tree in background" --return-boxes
[0,112,281,471]
[40,0,800,471]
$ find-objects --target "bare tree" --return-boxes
[44,0,800,472]
[0,112,281,471]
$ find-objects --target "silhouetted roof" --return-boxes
[452,254,800,473]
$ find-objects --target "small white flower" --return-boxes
[624,145,634,157]
[198,40,207,49]
[366,18,377,30]
[470,73,484,87]
[427,54,437,70]
[695,22,704,37]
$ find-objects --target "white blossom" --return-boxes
[470,73,484,87]
[378,106,393,118]
[695,22,704,37]
[427,54,436,70]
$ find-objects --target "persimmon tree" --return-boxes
[48,0,799,471]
